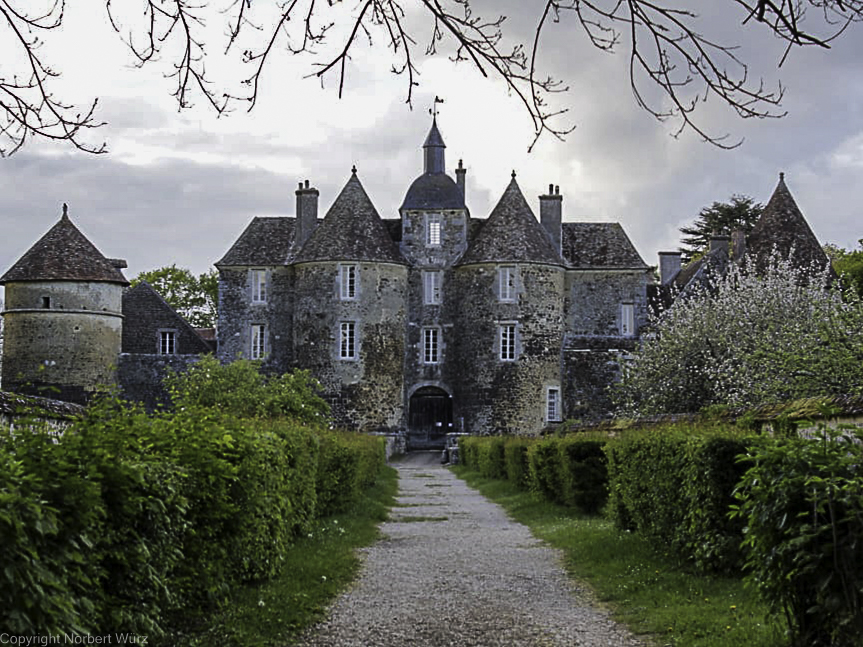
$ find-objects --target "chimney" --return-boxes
[295,179,319,247]
[539,184,563,254]
[456,159,466,200]
[658,251,682,285]
[731,229,747,262]
[710,234,730,256]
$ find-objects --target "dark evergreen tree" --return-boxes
[679,194,763,264]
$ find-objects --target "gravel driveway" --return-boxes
[296,451,644,646]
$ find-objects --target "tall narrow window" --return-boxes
[340,321,357,360]
[251,269,267,303]
[250,324,266,359]
[499,266,516,302]
[620,303,635,337]
[422,327,440,364]
[339,264,357,300]
[426,213,442,246]
[423,270,442,305]
[159,330,176,355]
[546,387,561,422]
[499,323,517,361]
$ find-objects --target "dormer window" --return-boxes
[426,213,442,246]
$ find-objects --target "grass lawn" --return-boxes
[158,465,398,647]
[451,465,787,647]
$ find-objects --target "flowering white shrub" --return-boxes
[616,255,863,416]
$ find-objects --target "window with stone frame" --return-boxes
[498,266,516,302]
[339,264,358,300]
[339,321,357,360]
[423,270,442,305]
[159,330,177,355]
[499,323,517,361]
[620,303,635,337]
[250,323,267,359]
[546,386,561,422]
[426,213,442,246]
[251,269,268,303]
[422,327,440,364]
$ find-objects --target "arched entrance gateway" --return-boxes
[407,386,453,450]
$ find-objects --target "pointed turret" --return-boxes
[423,117,446,175]
[746,173,831,273]
[1,206,128,284]
[458,175,565,267]
[295,170,405,264]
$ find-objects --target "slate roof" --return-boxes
[562,223,648,269]
[122,281,213,355]
[747,174,831,272]
[216,217,297,267]
[1,210,128,284]
[457,176,565,267]
[424,118,446,149]
[294,172,405,264]
[400,173,466,210]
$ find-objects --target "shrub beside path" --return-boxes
[296,451,643,646]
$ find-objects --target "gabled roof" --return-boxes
[121,281,213,355]
[562,223,648,269]
[746,174,831,272]
[457,176,564,267]
[1,209,128,285]
[294,171,405,264]
[216,217,297,267]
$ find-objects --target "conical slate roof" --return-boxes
[294,171,405,264]
[423,117,446,149]
[0,208,128,284]
[746,174,830,272]
[458,176,564,267]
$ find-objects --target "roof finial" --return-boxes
[779,171,785,182]
[429,95,444,119]
[62,203,68,219]
[511,170,517,179]
[351,164,357,175]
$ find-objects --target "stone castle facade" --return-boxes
[3,118,822,443]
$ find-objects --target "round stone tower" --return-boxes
[0,205,128,403]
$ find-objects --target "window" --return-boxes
[620,303,635,337]
[339,321,357,360]
[499,323,517,361]
[41,296,51,309]
[422,327,440,364]
[250,324,266,359]
[546,387,561,422]
[499,266,516,302]
[159,330,176,355]
[423,270,442,305]
[426,213,442,246]
[339,264,357,300]
[251,269,267,303]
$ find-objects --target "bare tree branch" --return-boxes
[1,0,862,155]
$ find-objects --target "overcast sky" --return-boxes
[1,2,861,284]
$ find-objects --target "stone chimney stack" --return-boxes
[658,251,682,285]
[295,179,319,248]
[456,159,466,200]
[731,229,747,262]
[710,234,730,256]
[539,184,563,254]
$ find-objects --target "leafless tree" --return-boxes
[2,0,862,156]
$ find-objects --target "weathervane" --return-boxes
[429,96,444,118]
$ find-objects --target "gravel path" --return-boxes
[296,452,644,646]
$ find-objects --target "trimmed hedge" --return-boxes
[605,425,757,572]
[0,401,386,637]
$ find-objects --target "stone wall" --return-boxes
[2,281,123,403]
[117,353,201,411]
